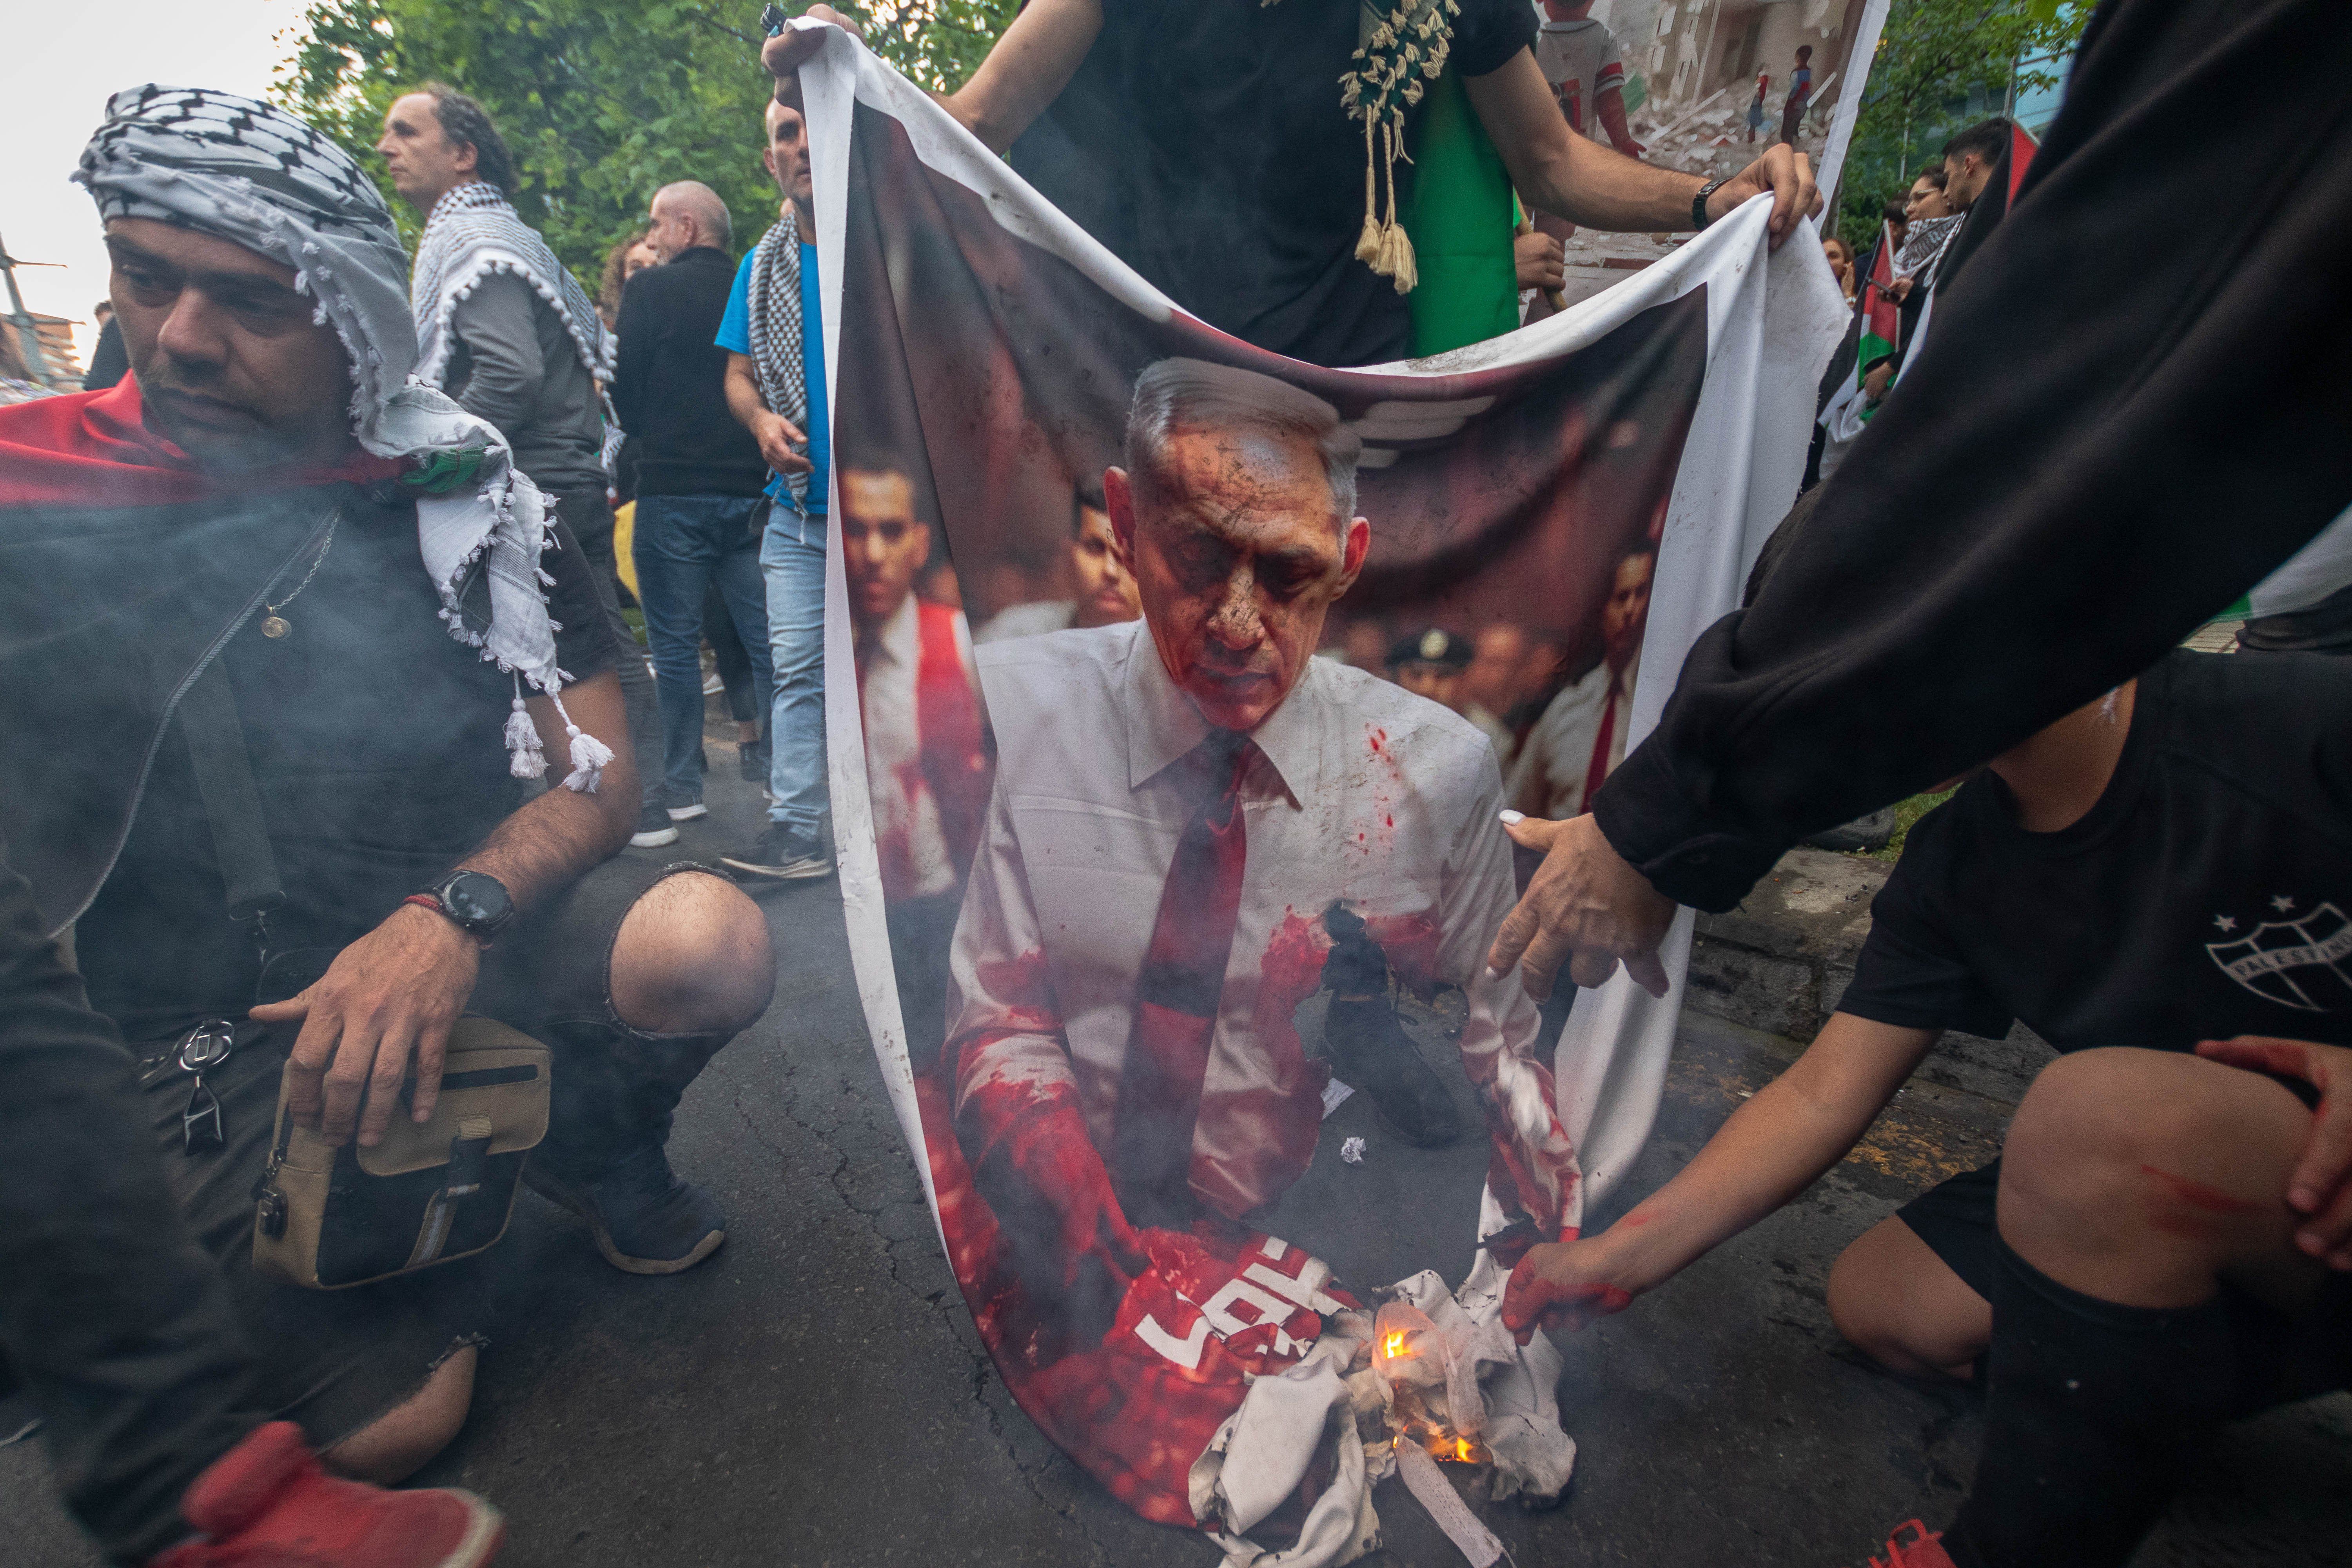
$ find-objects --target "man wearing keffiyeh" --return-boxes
[377,83,673,848]
[0,87,775,1557]
[715,95,836,882]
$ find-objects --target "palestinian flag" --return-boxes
[1857,219,1900,373]
[1814,221,1900,437]
[2008,119,2040,202]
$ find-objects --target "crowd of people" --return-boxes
[1,2,2348,1566]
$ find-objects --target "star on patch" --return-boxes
[2215,915,2238,933]
[2272,895,2296,912]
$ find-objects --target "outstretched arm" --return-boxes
[764,0,1102,155]
[1503,1011,1935,1339]
[1466,49,1815,245]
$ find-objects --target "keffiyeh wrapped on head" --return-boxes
[72,84,610,790]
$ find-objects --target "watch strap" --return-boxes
[1692,176,1731,232]
[408,874,512,944]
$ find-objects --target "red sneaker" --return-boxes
[1868,1520,1958,1568]
[150,1422,503,1568]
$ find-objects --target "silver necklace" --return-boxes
[259,509,340,639]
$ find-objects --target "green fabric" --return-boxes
[1399,71,1519,357]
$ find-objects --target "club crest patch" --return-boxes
[2206,898,2352,1012]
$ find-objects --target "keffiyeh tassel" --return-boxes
[504,682,548,780]
[552,690,614,793]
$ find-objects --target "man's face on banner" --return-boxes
[1463,623,1527,714]
[1070,501,1141,630]
[1602,551,1655,672]
[841,468,931,631]
[1107,426,1369,733]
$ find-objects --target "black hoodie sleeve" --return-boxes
[1594,0,2352,911]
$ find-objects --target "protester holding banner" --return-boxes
[1490,2,2352,1563]
[763,2,1818,368]
[769,11,1840,1552]
[717,98,835,884]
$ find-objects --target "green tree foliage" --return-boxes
[1832,0,2090,241]
[277,0,1016,291]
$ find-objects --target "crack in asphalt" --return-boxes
[723,1043,1118,1566]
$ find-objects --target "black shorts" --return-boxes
[132,853,714,1447]
[1898,1159,2352,1411]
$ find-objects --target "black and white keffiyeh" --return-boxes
[744,211,812,510]
[73,85,610,790]
[1893,213,1963,285]
[412,180,615,394]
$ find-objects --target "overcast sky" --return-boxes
[2,1,297,365]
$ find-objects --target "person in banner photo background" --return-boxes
[793,4,1800,1536]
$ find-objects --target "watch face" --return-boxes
[443,871,512,927]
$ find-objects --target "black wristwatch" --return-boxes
[410,870,516,945]
[1691,176,1732,232]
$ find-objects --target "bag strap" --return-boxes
[177,657,285,929]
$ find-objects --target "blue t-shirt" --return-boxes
[716,241,829,514]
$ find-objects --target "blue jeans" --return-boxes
[761,503,829,837]
[631,494,773,805]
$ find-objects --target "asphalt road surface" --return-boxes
[6,739,2345,1566]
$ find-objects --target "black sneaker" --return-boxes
[526,1145,726,1275]
[629,803,679,848]
[720,824,832,882]
[666,792,707,823]
[1323,995,1462,1148]
[739,746,769,785]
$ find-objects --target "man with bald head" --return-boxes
[614,179,778,827]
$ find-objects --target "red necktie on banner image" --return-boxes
[1110,731,1254,1225]
[1577,684,1619,817]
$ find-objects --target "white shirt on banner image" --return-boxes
[857,591,982,902]
[943,619,1577,1230]
[1510,652,1641,821]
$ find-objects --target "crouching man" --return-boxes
[0,86,774,1502]
[1501,648,2352,1568]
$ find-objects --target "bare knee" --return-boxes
[1998,1046,2321,1310]
[322,1345,476,1484]
[1826,1217,1989,1381]
[2000,1048,2277,1242]
[610,871,776,1035]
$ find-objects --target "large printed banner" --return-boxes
[794,24,1844,1563]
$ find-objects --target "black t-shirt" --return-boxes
[1009,0,1535,368]
[612,245,770,499]
[1838,651,2352,1054]
[75,481,617,1041]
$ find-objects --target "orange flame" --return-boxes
[1382,1330,1408,1359]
